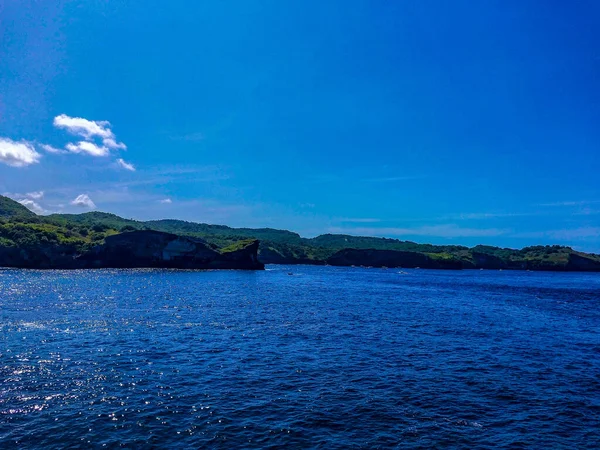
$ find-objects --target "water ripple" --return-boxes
[0,267,598,448]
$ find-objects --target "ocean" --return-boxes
[1,266,599,448]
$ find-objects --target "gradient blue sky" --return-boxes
[1,1,599,250]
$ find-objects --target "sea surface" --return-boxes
[1,266,599,449]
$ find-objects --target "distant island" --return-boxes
[2,195,600,271]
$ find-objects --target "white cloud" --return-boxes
[159,198,173,204]
[103,138,127,150]
[4,191,44,202]
[39,143,67,154]
[70,194,96,209]
[17,199,46,215]
[26,191,44,200]
[53,114,126,154]
[66,141,110,157]
[53,114,113,140]
[116,158,135,171]
[0,138,42,167]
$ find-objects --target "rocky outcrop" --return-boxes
[258,246,326,265]
[566,253,600,271]
[0,230,264,270]
[210,238,264,269]
[79,231,263,269]
[4,193,600,272]
[470,251,507,270]
[0,242,82,269]
[326,248,463,269]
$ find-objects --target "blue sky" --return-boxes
[1,1,599,251]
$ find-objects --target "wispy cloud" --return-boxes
[110,165,230,188]
[0,138,41,167]
[116,158,136,171]
[70,194,96,209]
[25,191,44,200]
[307,172,422,185]
[3,192,49,214]
[103,138,127,150]
[35,166,230,203]
[159,198,172,204]
[65,141,110,157]
[328,224,509,238]
[39,143,67,154]
[4,191,44,200]
[538,200,600,207]
[516,227,600,241]
[451,212,534,220]
[17,199,47,214]
[574,208,600,216]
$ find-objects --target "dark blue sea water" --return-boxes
[1,266,599,449]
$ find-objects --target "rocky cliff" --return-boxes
[325,247,600,271]
[3,194,600,272]
[0,230,263,270]
[326,248,463,269]
[79,230,263,269]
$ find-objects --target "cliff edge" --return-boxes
[0,229,263,270]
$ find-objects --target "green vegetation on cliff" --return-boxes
[0,196,36,219]
[2,195,600,271]
[0,197,262,268]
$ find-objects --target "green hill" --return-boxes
[0,196,36,219]
[2,195,600,271]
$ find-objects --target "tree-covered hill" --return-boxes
[3,195,600,271]
[0,196,36,219]
[0,197,262,269]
